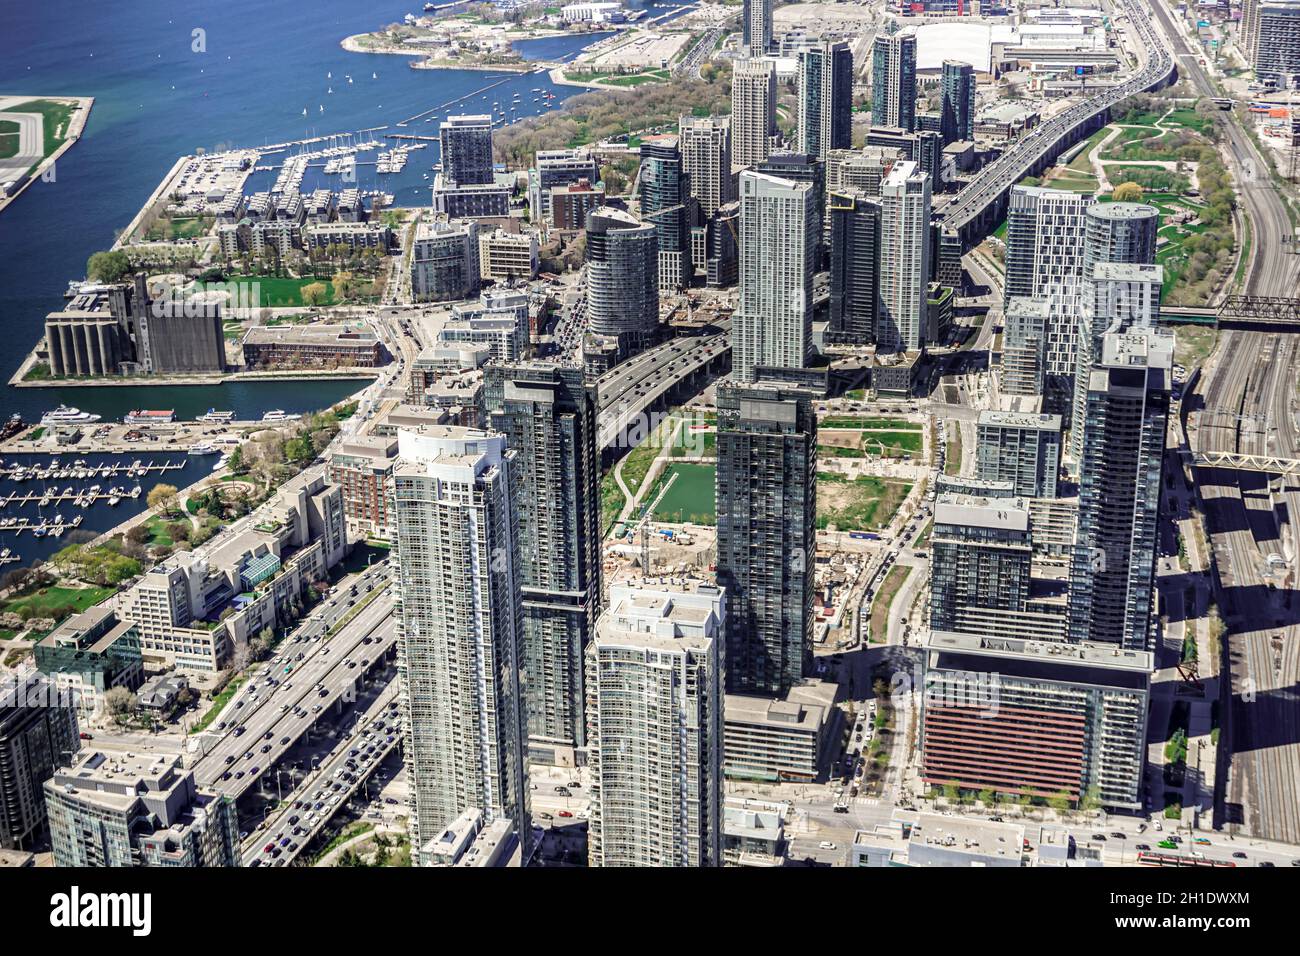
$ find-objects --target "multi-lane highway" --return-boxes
[939,0,1174,240]
[191,570,397,800]
[246,682,401,866]
[1150,2,1300,845]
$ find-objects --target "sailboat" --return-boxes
[319,104,325,113]
[372,71,377,80]
[303,107,308,116]
[327,71,332,79]
[347,75,353,84]
[328,87,333,94]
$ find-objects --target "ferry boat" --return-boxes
[260,410,301,423]
[189,443,219,456]
[40,405,102,427]
[197,409,235,424]
[124,409,176,426]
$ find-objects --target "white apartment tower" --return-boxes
[680,114,734,217]
[391,426,531,858]
[877,160,931,352]
[586,585,725,867]
[732,170,817,382]
[731,58,778,171]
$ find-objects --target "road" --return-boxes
[190,574,397,799]
[1148,2,1300,845]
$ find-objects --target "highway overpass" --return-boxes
[937,0,1176,248]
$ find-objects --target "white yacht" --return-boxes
[261,410,301,423]
[40,405,102,427]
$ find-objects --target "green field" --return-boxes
[197,275,335,307]
[650,463,716,525]
[820,416,921,431]
[146,215,214,241]
[0,584,114,623]
[6,98,78,159]
[816,474,911,532]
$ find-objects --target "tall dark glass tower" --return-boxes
[484,362,601,754]
[827,188,881,345]
[939,60,975,144]
[797,40,854,162]
[715,383,817,695]
[639,134,694,291]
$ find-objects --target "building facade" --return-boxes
[877,160,931,352]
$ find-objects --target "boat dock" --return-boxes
[0,459,185,485]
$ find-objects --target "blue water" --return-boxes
[0,0,604,423]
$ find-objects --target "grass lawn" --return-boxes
[6,98,77,158]
[869,565,912,643]
[816,474,911,532]
[191,676,249,733]
[197,275,335,308]
[821,416,921,430]
[672,429,715,458]
[1,584,114,620]
[619,416,676,497]
[146,215,214,241]
[650,463,715,524]
[859,430,924,457]
[142,512,188,549]
[600,472,626,536]
[0,119,19,160]
[945,432,962,476]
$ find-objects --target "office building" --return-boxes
[1068,328,1172,652]
[716,384,816,695]
[45,750,239,866]
[722,798,787,867]
[583,206,659,370]
[723,680,838,782]
[33,607,144,725]
[483,363,600,757]
[391,427,531,854]
[477,228,538,282]
[796,41,854,162]
[411,219,481,303]
[529,148,600,225]
[877,160,931,352]
[680,114,734,217]
[827,188,881,345]
[0,676,79,851]
[439,115,495,186]
[929,494,1033,634]
[418,808,521,866]
[241,324,385,369]
[975,410,1062,498]
[732,171,816,382]
[1251,1,1300,84]
[743,0,773,55]
[872,30,917,132]
[639,134,694,291]
[732,58,778,170]
[586,585,724,867]
[920,630,1151,808]
[940,60,976,144]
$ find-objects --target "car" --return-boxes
[261,744,271,754]
[1135,843,1151,851]
[1259,861,1275,867]
[263,842,275,853]
[244,751,254,760]
[234,771,245,780]
[1110,832,1127,840]
[288,815,300,825]
[250,766,259,775]
[224,755,236,764]
[1194,837,1211,845]
[234,726,246,736]
[221,771,232,781]
[263,731,273,740]
[1232,851,1248,859]
[819,841,836,850]
[558,810,573,818]
[279,837,291,848]
[280,736,290,745]
[79,732,93,740]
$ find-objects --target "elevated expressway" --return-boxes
[1150,1,1300,843]
[937,0,1175,246]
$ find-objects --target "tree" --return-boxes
[1112,181,1145,202]
[86,249,132,283]
[147,483,179,516]
[125,524,152,545]
[1047,790,1073,814]
[301,282,329,307]
[104,687,138,718]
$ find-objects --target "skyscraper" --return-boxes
[877,160,931,352]
[1082,202,1160,277]
[1002,186,1095,306]
[639,134,694,291]
[939,60,976,144]
[716,384,816,695]
[928,494,1034,635]
[1,676,78,851]
[743,0,773,56]
[827,188,881,345]
[680,114,734,217]
[975,410,1062,499]
[732,170,817,382]
[1068,327,1173,652]
[586,585,725,867]
[392,426,531,854]
[731,57,778,170]
[439,115,495,186]
[796,40,854,162]
[483,363,600,756]
[872,30,917,132]
[582,206,659,374]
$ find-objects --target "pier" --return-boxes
[0,458,185,487]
